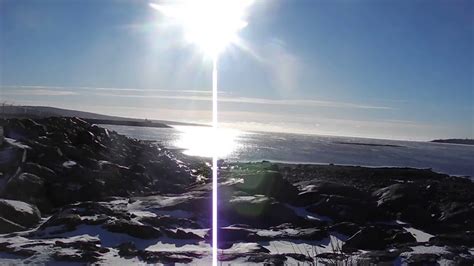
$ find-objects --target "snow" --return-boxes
[62,160,77,168]
[262,234,345,256]
[401,245,449,255]
[4,138,31,149]
[403,226,434,242]
[285,204,333,222]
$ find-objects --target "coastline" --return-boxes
[0,117,473,265]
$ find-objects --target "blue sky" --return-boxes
[1,0,473,140]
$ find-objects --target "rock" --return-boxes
[233,170,299,203]
[3,172,51,211]
[429,231,474,246]
[22,162,57,181]
[329,222,361,236]
[246,253,287,265]
[40,213,83,232]
[205,227,253,248]
[404,253,439,264]
[139,215,200,229]
[389,231,416,244]
[372,184,420,210]
[103,219,161,239]
[294,191,324,207]
[439,202,474,230]
[222,195,302,227]
[249,228,328,242]
[397,204,434,227]
[165,229,203,240]
[358,250,401,264]
[117,241,138,257]
[306,195,379,223]
[297,181,370,200]
[0,216,26,233]
[342,227,389,252]
[0,199,41,230]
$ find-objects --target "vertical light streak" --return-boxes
[212,56,218,266]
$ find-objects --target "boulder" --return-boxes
[342,227,388,252]
[22,162,57,181]
[0,199,40,233]
[103,219,161,239]
[0,216,26,233]
[329,222,361,236]
[429,231,474,246]
[306,195,379,223]
[3,172,49,209]
[205,227,253,244]
[297,181,370,200]
[372,184,420,210]
[233,170,299,203]
[221,195,302,227]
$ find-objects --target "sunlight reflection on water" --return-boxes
[173,125,243,157]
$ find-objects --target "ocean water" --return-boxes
[104,125,474,177]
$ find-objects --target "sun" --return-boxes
[150,0,254,58]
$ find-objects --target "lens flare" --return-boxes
[150,0,253,57]
[150,1,254,264]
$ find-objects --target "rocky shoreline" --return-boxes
[0,117,473,264]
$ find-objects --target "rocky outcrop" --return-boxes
[0,117,197,213]
[0,118,472,265]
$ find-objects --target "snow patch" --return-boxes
[62,160,77,168]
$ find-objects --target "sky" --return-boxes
[0,0,473,140]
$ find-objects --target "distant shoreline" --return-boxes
[84,118,170,128]
[431,139,474,146]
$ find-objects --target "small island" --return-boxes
[431,139,474,146]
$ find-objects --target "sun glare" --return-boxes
[150,0,253,57]
[174,126,241,158]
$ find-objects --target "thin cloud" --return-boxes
[0,85,214,95]
[1,85,392,110]
[2,89,78,96]
[93,92,392,110]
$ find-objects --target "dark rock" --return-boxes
[222,195,302,227]
[166,229,203,240]
[342,227,389,252]
[205,227,253,248]
[306,195,378,223]
[294,191,324,207]
[297,181,370,200]
[0,216,26,233]
[373,184,420,210]
[0,199,41,230]
[22,163,57,181]
[429,231,474,246]
[233,170,299,203]
[103,219,161,239]
[117,241,138,257]
[139,215,200,229]
[40,213,83,231]
[246,253,287,265]
[389,231,416,244]
[404,253,439,264]
[329,222,361,236]
[358,250,401,263]
[3,172,45,204]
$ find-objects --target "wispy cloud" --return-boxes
[92,92,392,110]
[1,84,392,110]
[2,89,78,96]
[0,85,214,94]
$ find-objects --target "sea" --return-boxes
[103,124,474,178]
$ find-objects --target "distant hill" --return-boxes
[0,105,203,127]
[431,139,474,145]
